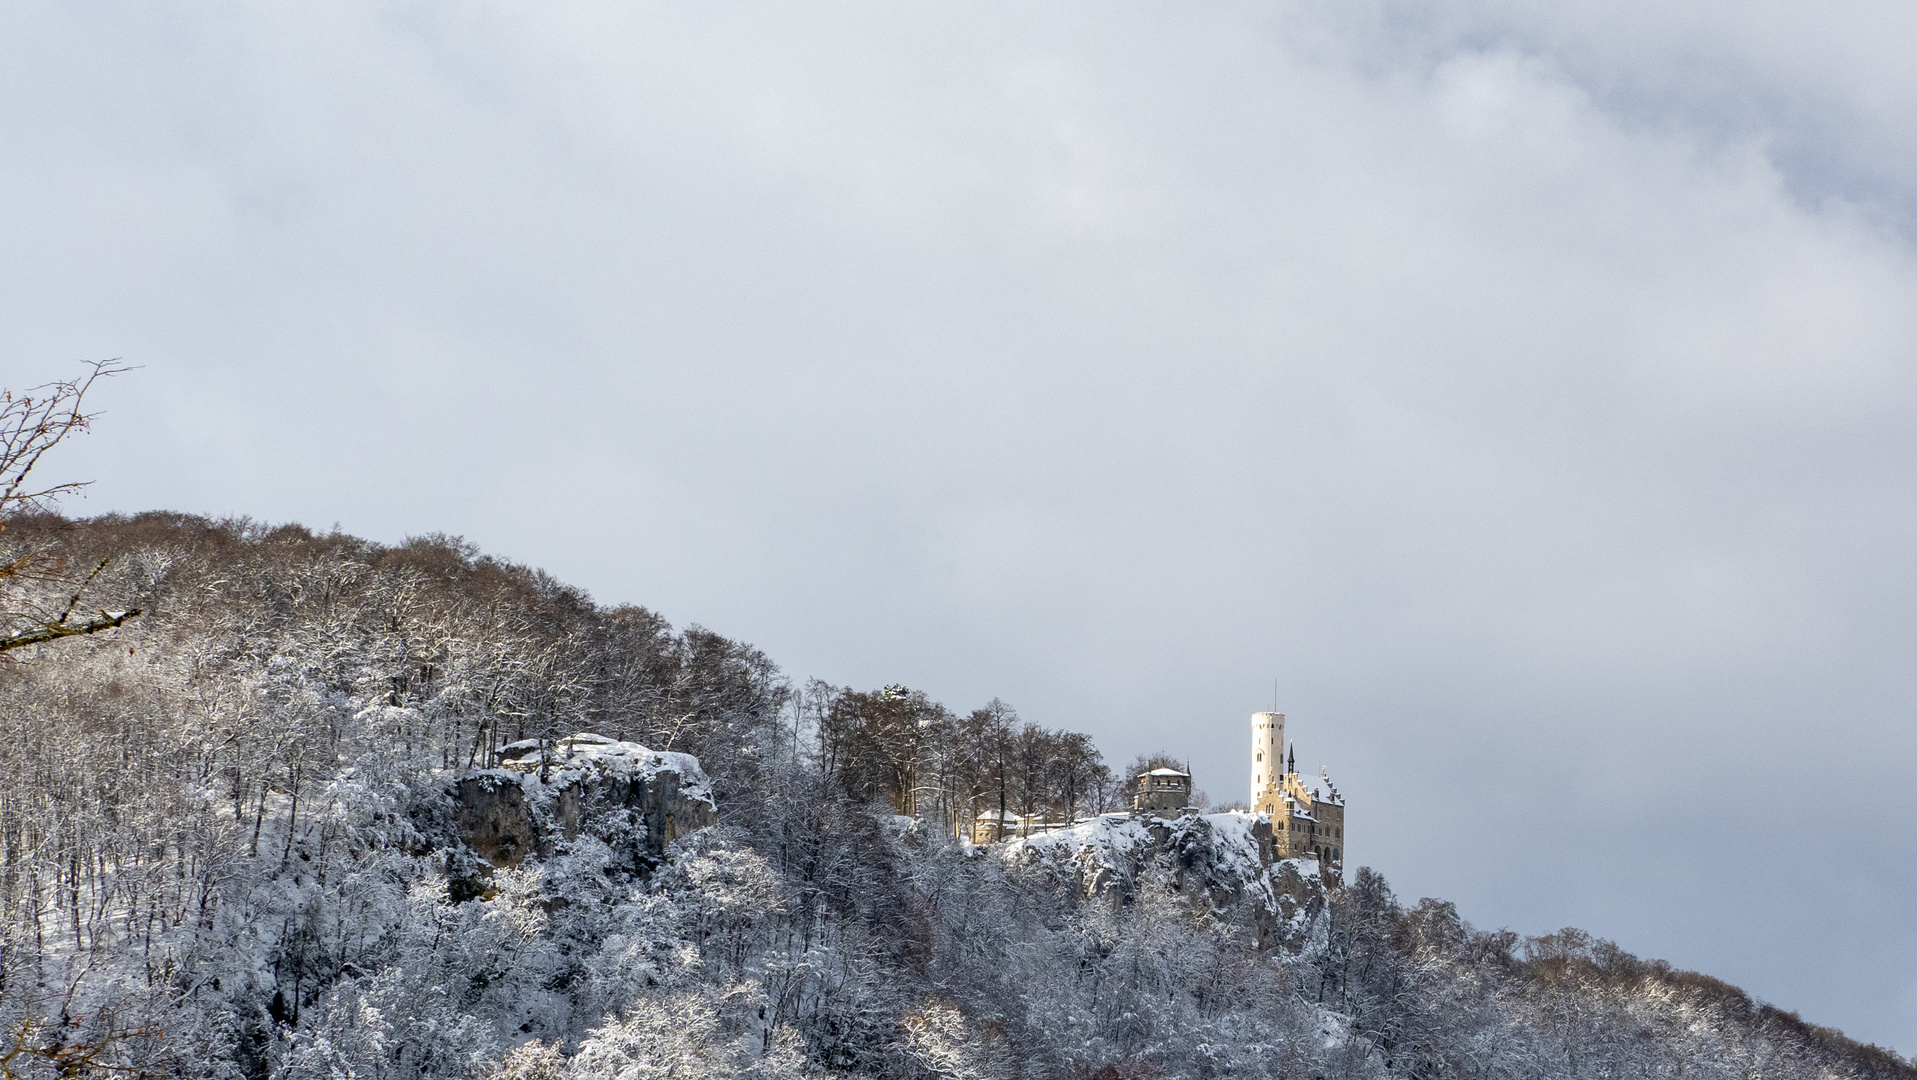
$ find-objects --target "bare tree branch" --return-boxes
[0,358,129,516]
[0,607,142,653]
[0,361,141,652]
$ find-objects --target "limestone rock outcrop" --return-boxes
[418,733,716,897]
[1000,811,1329,951]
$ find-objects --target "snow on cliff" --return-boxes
[1001,811,1327,950]
[496,732,715,808]
[432,732,718,883]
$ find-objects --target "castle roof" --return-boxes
[1314,768,1344,805]
[1141,767,1190,778]
[1265,768,1345,810]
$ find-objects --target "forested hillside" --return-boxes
[0,512,1908,1080]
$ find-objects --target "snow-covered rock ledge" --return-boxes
[415,733,716,898]
[1001,811,1327,950]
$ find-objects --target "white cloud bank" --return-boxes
[4,0,1916,1051]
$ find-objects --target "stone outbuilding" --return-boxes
[1132,766,1192,814]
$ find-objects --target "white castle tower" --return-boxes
[1250,711,1284,801]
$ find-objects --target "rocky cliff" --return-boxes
[1000,811,1329,951]
[415,732,717,900]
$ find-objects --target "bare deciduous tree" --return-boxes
[0,361,139,653]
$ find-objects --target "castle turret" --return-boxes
[1251,711,1284,802]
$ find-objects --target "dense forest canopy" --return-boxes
[0,510,1908,1080]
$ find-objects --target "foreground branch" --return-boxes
[0,607,141,653]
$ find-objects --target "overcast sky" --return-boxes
[5,0,1916,1054]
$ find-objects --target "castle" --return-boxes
[972,710,1347,867]
[1249,711,1345,869]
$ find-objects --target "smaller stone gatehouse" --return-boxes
[1132,766,1192,814]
